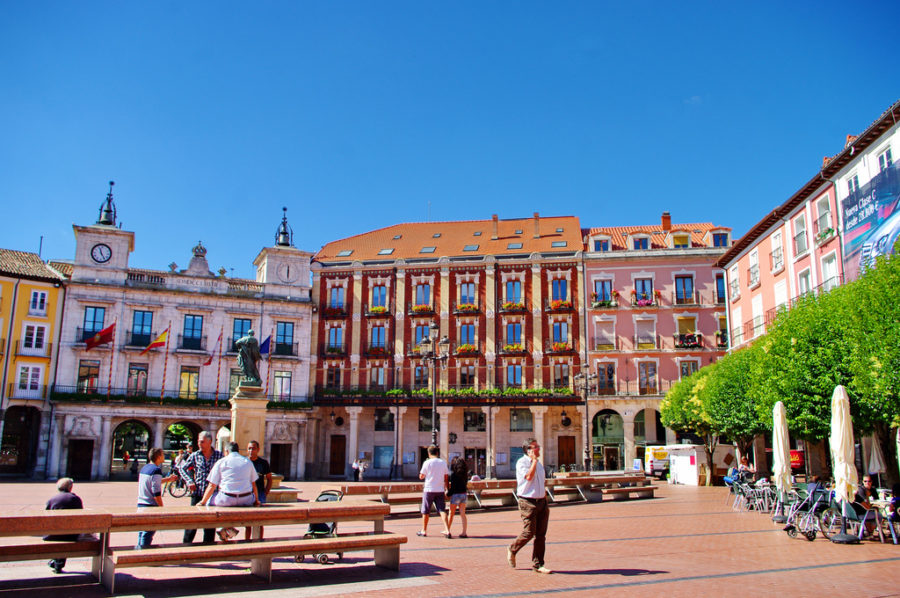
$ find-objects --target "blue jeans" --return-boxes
[137,503,158,548]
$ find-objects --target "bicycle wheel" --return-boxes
[818,508,842,539]
[167,481,187,498]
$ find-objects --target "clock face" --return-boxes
[91,243,112,264]
[276,262,300,283]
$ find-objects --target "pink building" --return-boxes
[580,212,731,470]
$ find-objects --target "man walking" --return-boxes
[177,431,222,544]
[507,438,551,574]
[418,445,451,538]
[43,477,83,573]
[136,448,178,549]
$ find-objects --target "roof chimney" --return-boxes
[491,214,499,240]
[661,211,672,232]
[533,212,540,239]
[845,134,858,148]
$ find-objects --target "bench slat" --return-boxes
[0,539,101,560]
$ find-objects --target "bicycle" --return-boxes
[166,475,188,498]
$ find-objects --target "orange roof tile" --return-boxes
[47,260,73,278]
[582,222,728,250]
[0,249,66,281]
[315,215,582,262]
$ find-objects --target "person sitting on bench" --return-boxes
[43,477,84,574]
[199,442,259,541]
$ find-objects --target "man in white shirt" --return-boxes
[507,438,551,573]
[199,442,259,508]
[418,445,451,538]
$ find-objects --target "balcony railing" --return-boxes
[452,342,481,357]
[729,282,740,301]
[312,385,579,406]
[716,334,729,349]
[673,290,700,305]
[545,299,574,312]
[321,305,348,319]
[673,333,703,349]
[408,302,435,316]
[497,342,528,355]
[272,341,299,357]
[15,341,52,357]
[365,343,391,357]
[75,327,106,343]
[323,342,347,357]
[814,213,832,235]
[593,337,617,351]
[452,303,480,315]
[363,303,391,317]
[770,248,784,271]
[630,293,659,308]
[546,341,575,354]
[747,265,760,287]
[125,330,154,347]
[498,301,527,313]
[177,334,207,351]
[794,231,808,255]
[7,383,47,400]
[633,334,659,350]
[28,306,48,317]
[590,295,619,309]
[49,385,308,407]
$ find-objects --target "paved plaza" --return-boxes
[0,480,898,597]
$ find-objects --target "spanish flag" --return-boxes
[139,328,169,356]
[85,323,116,350]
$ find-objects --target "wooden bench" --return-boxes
[601,485,658,500]
[0,510,109,580]
[101,500,405,594]
[546,473,653,502]
[321,480,519,511]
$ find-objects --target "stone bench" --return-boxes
[601,486,658,500]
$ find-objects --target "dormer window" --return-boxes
[633,237,649,250]
[593,239,610,252]
[712,233,729,247]
[672,234,689,249]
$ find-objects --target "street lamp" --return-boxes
[420,322,449,447]
[574,370,597,472]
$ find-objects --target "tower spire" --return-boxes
[275,206,293,247]
[97,180,117,226]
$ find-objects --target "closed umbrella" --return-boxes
[772,401,792,523]
[829,385,859,544]
[866,431,886,489]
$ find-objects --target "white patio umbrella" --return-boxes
[772,401,792,523]
[829,385,859,544]
[866,431,886,488]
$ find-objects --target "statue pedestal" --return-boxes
[229,384,268,453]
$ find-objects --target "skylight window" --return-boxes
[515,229,523,235]
[336,250,353,257]
[551,241,567,248]
[433,233,441,238]
[378,248,394,255]
[473,231,482,236]
[507,242,523,250]
[393,234,402,240]
[420,247,436,254]
[556,228,564,233]
[463,245,479,252]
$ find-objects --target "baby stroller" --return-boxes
[295,489,344,565]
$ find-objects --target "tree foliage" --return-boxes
[703,343,766,456]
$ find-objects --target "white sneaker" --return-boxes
[506,547,516,568]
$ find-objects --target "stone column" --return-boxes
[439,266,450,388]
[530,406,548,464]
[346,406,363,479]
[294,421,307,480]
[350,273,363,387]
[531,265,544,387]
[437,406,453,462]
[622,412,636,471]
[484,261,496,363]
[665,427,677,444]
[47,414,64,480]
[230,385,268,452]
[153,419,166,450]
[482,406,499,478]
[98,416,112,480]
[644,408,658,444]
[393,406,407,479]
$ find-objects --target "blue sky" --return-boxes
[2,2,897,278]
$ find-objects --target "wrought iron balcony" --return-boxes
[497,342,527,356]
[673,333,703,349]
[125,331,154,347]
[545,299,574,312]
[453,303,480,315]
[15,340,52,357]
[633,334,659,350]
[321,304,348,319]
[498,301,527,313]
[363,303,391,317]
[272,341,299,357]
[408,302,435,316]
[177,334,207,351]
[673,290,701,306]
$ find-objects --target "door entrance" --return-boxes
[557,436,575,469]
[270,443,292,479]
[603,446,620,471]
[67,439,94,480]
[329,435,346,476]
[464,448,486,478]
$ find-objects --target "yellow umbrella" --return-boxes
[829,385,859,544]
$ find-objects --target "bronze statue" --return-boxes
[234,329,262,386]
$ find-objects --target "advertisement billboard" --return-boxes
[841,160,900,281]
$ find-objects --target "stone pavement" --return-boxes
[0,479,898,597]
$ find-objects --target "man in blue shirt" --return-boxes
[507,438,551,574]
[136,448,178,549]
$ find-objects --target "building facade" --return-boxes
[309,214,587,479]
[47,189,316,480]
[581,212,731,470]
[0,250,66,475]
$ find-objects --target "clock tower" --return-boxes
[71,181,135,284]
[253,208,312,299]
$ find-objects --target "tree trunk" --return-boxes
[704,434,718,486]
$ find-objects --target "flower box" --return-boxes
[368,306,388,314]
[551,342,572,352]
[501,301,526,311]
[323,307,346,317]
[502,343,525,353]
[411,304,433,314]
[455,343,479,355]
[455,304,478,313]
[549,300,573,310]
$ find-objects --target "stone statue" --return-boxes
[235,329,262,386]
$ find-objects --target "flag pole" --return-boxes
[160,322,171,404]
[107,319,117,399]
[214,326,224,406]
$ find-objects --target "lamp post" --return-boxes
[574,371,597,472]
[420,322,449,447]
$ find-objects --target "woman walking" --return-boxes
[447,457,469,538]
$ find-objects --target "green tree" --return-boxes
[704,343,767,458]
[661,368,717,485]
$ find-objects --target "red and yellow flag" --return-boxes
[85,323,115,350]
[139,328,169,356]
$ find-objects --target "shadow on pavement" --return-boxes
[552,568,668,576]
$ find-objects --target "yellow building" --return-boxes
[0,249,67,476]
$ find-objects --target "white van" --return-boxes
[643,446,669,478]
